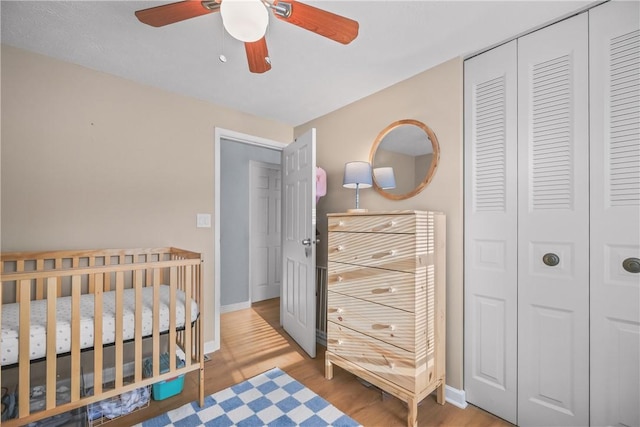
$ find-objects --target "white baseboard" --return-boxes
[445,385,468,409]
[220,301,251,314]
[204,340,219,355]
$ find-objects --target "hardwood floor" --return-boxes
[112,298,513,427]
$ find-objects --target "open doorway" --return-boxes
[219,139,283,312]
[213,127,318,358]
[212,128,286,353]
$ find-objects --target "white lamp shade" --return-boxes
[343,161,372,189]
[374,167,396,189]
[220,0,269,43]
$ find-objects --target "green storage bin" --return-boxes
[143,353,185,401]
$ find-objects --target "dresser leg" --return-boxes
[325,358,334,380]
[407,398,418,427]
[436,382,446,405]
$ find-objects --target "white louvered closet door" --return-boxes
[517,13,590,427]
[463,40,518,425]
[590,2,640,426]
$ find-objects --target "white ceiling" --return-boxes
[1,0,594,126]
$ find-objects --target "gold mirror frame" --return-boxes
[369,119,440,201]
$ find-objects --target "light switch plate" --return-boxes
[196,213,211,228]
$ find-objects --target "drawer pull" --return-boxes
[372,324,396,331]
[337,275,344,282]
[335,245,345,252]
[372,220,397,232]
[388,362,395,369]
[371,287,397,295]
[336,307,344,314]
[338,220,345,227]
[372,249,397,259]
[328,338,343,346]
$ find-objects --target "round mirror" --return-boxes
[369,119,440,200]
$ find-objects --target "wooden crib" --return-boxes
[0,247,205,426]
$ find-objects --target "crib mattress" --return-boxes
[0,285,199,366]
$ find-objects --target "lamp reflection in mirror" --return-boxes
[373,167,396,190]
[343,161,372,212]
[220,0,269,42]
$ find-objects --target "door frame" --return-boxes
[211,127,286,353]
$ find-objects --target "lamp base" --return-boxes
[347,208,368,213]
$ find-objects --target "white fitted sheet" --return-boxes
[1,285,199,366]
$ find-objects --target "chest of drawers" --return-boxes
[324,210,446,427]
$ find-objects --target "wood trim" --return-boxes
[368,120,441,201]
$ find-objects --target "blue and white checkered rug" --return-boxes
[137,367,361,427]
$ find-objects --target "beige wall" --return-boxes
[296,57,464,389]
[0,45,294,346]
[1,45,464,390]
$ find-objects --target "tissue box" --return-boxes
[144,353,185,401]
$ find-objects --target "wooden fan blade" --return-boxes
[135,1,220,27]
[273,1,358,45]
[245,37,272,74]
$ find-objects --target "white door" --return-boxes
[463,40,518,424]
[282,129,317,358]
[590,2,640,426]
[517,13,590,426]
[250,161,282,302]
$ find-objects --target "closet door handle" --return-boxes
[542,253,560,267]
[622,257,640,273]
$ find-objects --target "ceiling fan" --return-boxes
[135,0,359,74]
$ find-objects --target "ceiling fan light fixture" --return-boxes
[220,0,269,43]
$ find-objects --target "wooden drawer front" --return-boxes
[328,232,419,272]
[328,292,417,352]
[328,214,415,234]
[328,322,420,392]
[328,262,423,313]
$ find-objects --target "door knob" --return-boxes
[302,238,312,246]
[542,253,560,266]
[622,257,640,273]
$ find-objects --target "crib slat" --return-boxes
[115,271,124,389]
[104,257,111,292]
[88,256,95,294]
[55,258,62,297]
[18,279,31,418]
[184,266,192,368]
[152,268,160,378]
[169,266,177,373]
[134,269,143,382]
[93,273,104,396]
[0,280,2,402]
[196,260,205,407]
[71,275,81,402]
[199,261,203,358]
[46,278,57,410]
[15,260,24,302]
[36,259,45,300]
